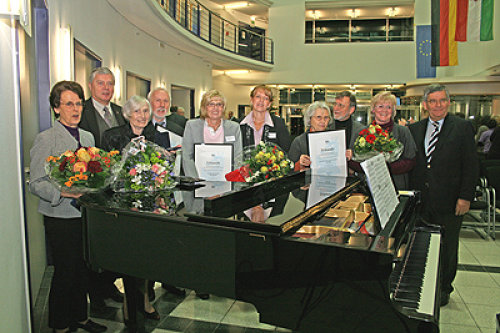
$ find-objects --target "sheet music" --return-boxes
[308,130,347,176]
[360,154,399,229]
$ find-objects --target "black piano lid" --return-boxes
[79,173,416,253]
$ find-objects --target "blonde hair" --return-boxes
[199,90,226,119]
[371,91,397,118]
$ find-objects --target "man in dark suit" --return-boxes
[409,84,478,307]
[79,67,125,313]
[168,105,188,130]
[79,67,126,148]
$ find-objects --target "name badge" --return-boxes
[157,126,168,133]
[225,135,235,142]
[268,132,277,139]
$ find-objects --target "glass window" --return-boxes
[290,89,312,105]
[351,19,386,42]
[388,18,414,41]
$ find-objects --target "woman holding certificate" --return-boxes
[182,90,242,178]
[240,85,291,152]
[289,101,332,171]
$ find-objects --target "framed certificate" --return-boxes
[194,143,233,181]
[307,130,347,177]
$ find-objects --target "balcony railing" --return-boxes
[157,0,273,64]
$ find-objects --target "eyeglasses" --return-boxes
[374,104,393,111]
[61,101,83,108]
[207,102,224,108]
[426,98,449,106]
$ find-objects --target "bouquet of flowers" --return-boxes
[352,123,403,163]
[225,142,294,182]
[45,147,120,193]
[110,191,177,215]
[111,138,177,192]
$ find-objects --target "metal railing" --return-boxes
[156,0,273,64]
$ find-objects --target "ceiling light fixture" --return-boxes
[349,9,359,19]
[388,7,396,17]
[223,2,250,10]
[224,70,250,75]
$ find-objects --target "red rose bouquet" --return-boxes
[45,147,120,193]
[352,123,403,162]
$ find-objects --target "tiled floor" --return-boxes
[34,226,500,333]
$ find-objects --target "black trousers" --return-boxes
[44,216,88,329]
[421,207,463,294]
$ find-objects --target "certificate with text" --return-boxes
[194,144,233,181]
[308,130,347,177]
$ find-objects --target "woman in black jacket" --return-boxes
[240,85,291,153]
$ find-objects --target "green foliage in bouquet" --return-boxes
[353,123,403,162]
[45,147,120,193]
[244,142,294,182]
[112,139,176,192]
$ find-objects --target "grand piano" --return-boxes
[80,172,441,333]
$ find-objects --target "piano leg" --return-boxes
[123,276,146,333]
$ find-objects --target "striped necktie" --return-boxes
[103,106,114,127]
[426,121,440,163]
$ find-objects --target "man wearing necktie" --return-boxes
[80,67,126,148]
[409,84,478,307]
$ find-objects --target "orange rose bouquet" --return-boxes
[45,147,120,193]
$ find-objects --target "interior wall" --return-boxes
[47,0,213,108]
[0,18,31,333]
[212,75,253,117]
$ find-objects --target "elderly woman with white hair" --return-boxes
[289,101,332,170]
[101,95,161,323]
[101,95,155,152]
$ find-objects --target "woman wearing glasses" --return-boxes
[354,91,417,190]
[29,81,107,333]
[182,90,242,178]
[289,101,332,171]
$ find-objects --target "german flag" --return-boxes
[431,0,458,66]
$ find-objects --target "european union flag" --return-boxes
[416,25,436,78]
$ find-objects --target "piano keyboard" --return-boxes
[391,229,441,317]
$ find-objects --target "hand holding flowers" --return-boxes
[45,147,120,193]
[353,123,403,163]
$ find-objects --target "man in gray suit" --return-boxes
[79,67,125,313]
[80,67,126,148]
[332,90,364,160]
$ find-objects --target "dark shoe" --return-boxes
[196,292,210,300]
[143,308,160,321]
[69,319,107,333]
[162,284,186,297]
[440,292,450,307]
[105,288,124,303]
